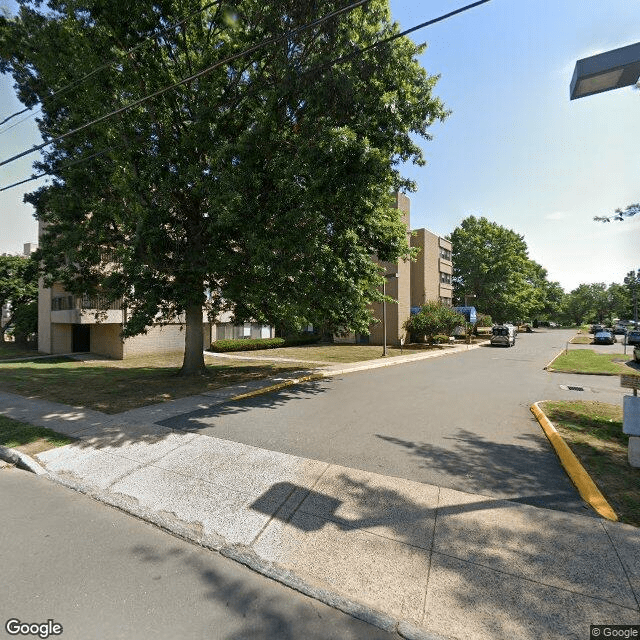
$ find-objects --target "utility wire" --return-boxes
[0,0,372,168]
[336,0,491,63]
[0,149,108,192]
[0,0,492,187]
[0,0,222,129]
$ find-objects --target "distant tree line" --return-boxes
[449,216,637,327]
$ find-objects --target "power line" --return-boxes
[0,0,372,169]
[0,150,108,192]
[310,0,492,82]
[0,0,222,129]
[0,0,492,186]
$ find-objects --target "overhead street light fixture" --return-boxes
[570,41,640,100]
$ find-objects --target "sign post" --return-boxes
[621,375,640,468]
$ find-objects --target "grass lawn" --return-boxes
[569,336,592,344]
[0,415,75,456]
[0,352,303,414]
[548,349,639,375]
[540,400,639,527]
[0,341,40,360]
[225,343,411,363]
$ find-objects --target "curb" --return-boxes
[0,445,49,475]
[39,469,449,640]
[543,350,566,371]
[530,402,618,521]
[228,373,325,402]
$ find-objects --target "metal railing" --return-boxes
[51,295,123,311]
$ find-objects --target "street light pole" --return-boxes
[382,272,399,357]
[382,278,387,356]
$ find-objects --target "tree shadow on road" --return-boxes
[155,379,330,433]
[374,429,593,514]
[127,542,395,640]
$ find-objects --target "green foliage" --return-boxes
[559,277,636,326]
[211,333,321,352]
[404,301,464,344]
[11,301,38,344]
[449,216,564,323]
[1,0,448,373]
[476,313,493,327]
[283,334,322,347]
[0,255,38,340]
[210,338,286,352]
[594,203,639,223]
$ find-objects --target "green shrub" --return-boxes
[404,302,465,344]
[209,333,321,353]
[282,334,321,347]
[432,334,450,344]
[210,338,285,352]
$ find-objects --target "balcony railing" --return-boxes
[51,295,123,312]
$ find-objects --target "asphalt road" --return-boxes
[162,329,630,514]
[0,466,397,640]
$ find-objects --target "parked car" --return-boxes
[635,344,640,363]
[590,324,604,334]
[593,331,615,345]
[491,324,516,347]
[627,330,640,346]
[613,325,627,335]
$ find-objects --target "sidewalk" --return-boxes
[1,347,639,639]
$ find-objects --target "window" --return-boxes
[439,247,452,261]
[440,272,451,284]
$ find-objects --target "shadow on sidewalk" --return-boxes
[244,475,639,638]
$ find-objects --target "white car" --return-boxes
[491,325,516,347]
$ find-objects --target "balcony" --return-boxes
[50,295,123,324]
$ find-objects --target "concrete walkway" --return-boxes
[1,346,639,639]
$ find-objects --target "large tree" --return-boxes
[448,216,560,323]
[0,0,447,374]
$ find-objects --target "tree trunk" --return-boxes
[179,304,207,376]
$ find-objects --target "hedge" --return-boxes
[209,334,321,353]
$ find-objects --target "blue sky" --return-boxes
[1,0,638,291]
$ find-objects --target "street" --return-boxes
[161,329,627,513]
[0,466,396,640]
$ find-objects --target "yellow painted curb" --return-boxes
[543,350,566,371]
[229,374,325,402]
[530,402,618,521]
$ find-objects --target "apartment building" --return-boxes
[336,193,454,347]
[37,216,276,358]
[38,284,274,359]
[38,194,451,356]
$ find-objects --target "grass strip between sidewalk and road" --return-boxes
[0,415,75,456]
[546,349,639,375]
[535,400,639,527]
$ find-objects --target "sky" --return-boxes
[0,0,638,291]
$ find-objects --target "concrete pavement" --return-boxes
[1,344,639,639]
